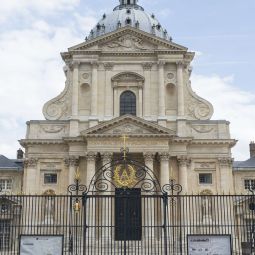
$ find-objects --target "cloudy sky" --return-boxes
[0,0,254,160]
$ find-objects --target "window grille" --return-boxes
[120,91,136,116]
[199,173,212,184]
[44,174,58,184]
[0,179,12,191]
[244,179,255,190]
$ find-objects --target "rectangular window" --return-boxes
[244,179,255,190]
[44,174,57,184]
[0,220,10,251]
[199,173,212,184]
[0,179,12,191]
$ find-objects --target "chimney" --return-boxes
[17,148,24,159]
[250,142,255,158]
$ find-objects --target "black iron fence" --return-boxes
[0,193,255,254]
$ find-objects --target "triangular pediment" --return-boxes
[81,115,176,137]
[68,27,187,53]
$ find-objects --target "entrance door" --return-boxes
[115,188,142,241]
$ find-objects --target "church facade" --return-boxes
[19,0,244,196]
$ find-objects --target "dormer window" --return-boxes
[126,9,131,14]
[156,24,161,30]
[120,91,136,116]
[97,24,101,30]
[135,21,139,29]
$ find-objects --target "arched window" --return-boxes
[120,91,136,116]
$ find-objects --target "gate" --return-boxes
[0,154,255,254]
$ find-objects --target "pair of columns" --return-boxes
[158,61,185,121]
[65,152,191,193]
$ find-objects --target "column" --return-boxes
[177,61,185,118]
[90,62,98,118]
[70,61,80,136]
[65,156,79,186]
[104,63,114,119]
[159,152,170,187]
[86,152,97,239]
[86,152,97,189]
[113,85,118,117]
[138,84,143,117]
[143,63,152,119]
[72,61,80,117]
[24,158,38,194]
[218,157,234,194]
[101,152,113,238]
[177,156,190,194]
[158,61,166,118]
[144,152,156,238]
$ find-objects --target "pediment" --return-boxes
[81,115,176,137]
[68,27,187,53]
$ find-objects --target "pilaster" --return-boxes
[159,152,170,187]
[90,61,99,127]
[143,63,153,119]
[218,157,234,194]
[177,156,191,193]
[158,61,167,127]
[64,156,79,186]
[24,158,38,194]
[86,152,97,187]
[104,63,114,119]
[176,61,185,118]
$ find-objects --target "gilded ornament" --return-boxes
[113,164,137,188]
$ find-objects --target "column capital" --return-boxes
[104,62,114,71]
[158,152,170,161]
[24,158,38,167]
[86,151,97,161]
[91,61,99,68]
[72,60,81,68]
[101,152,113,162]
[177,156,191,167]
[158,60,166,67]
[143,152,155,162]
[64,156,79,167]
[142,62,153,71]
[218,157,233,167]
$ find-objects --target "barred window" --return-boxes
[199,174,212,184]
[0,220,10,251]
[0,179,12,191]
[244,179,255,190]
[44,174,58,184]
[120,91,136,116]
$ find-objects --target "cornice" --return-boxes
[84,134,174,138]
[190,139,237,147]
[19,139,64,146]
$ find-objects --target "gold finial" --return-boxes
[75,166,80,181]
[121,134,129,159]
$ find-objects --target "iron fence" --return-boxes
[0,193,254,254]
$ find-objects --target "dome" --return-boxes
[87,0,171,41]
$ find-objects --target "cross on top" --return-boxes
[120,134,129,159]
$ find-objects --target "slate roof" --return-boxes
[0,155,23,170]
[233,157,255,170]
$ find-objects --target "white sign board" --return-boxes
[187,235,231,255]
[20,235,63,255]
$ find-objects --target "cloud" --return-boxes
[0,0,80,23]
[191,74,255,160]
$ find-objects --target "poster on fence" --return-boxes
[187,235,232,255]
[20,235,63,255]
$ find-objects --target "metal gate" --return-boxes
[0,155,255,254]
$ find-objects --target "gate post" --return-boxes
[82,192,88,255]
[163,192,168,255]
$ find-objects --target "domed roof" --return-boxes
[87,0,171,41]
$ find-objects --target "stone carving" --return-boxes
[40,125,65,134]
[167,73,175,80]
[159,152,170,161]
[191,125,215,133]
[185,81,214,120]
[177,156,191,167]
[101,152,113,163]
[112,72,144,83]
[64,156,79,167]
[82,73,90,80]
[104,63,114,71]
[104,35,148,51]
[143,152,155,161]
[24,158,38,167]
[43,68,72,120]
[104,124,153,135]
[86,152,97,161]
[218,157,233,167]
[195,162,216,169]
[142,62,153,71]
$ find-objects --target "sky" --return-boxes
[0,0,254,160]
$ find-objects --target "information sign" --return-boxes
[20,235,63,255]
[187,235,231,255]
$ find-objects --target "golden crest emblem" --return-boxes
[113,164,137,188]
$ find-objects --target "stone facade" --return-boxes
[16,1,254,195]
